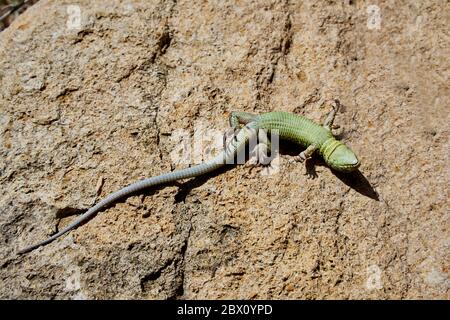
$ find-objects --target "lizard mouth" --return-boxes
[337,158,360,171]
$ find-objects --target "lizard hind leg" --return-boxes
[224,111,258,150]
[229,111,258,128]
[248,128,272,167]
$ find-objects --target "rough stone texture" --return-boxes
[0,0,448,299]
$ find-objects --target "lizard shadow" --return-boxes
[174,140,378,203]
[279,140,379,201]
[331,169,379,201]
[174,163,236,203]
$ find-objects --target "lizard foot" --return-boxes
[247,143,271,167]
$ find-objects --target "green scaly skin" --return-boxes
[18,107,359,254]
[231,109,360,171]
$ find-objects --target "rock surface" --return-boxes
[0,0,448,299]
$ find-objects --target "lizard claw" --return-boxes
[305,168,318,179]
[291,152,307,163]
[304,160,318,179]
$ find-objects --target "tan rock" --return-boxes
[0,0,448,299]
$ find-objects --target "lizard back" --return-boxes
[256,111,333,149]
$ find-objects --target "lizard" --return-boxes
[18,101,359,254]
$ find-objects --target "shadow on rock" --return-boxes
[332,169,379,201]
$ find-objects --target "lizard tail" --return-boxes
[18,122,257,254]
[17,154,226,254]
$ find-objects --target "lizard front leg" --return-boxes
[323,99,341,132]
[290,144,318,179]
[294,144,317,163]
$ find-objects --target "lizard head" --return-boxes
[321,138,360,172]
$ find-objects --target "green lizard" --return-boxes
[18,101,359,254]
